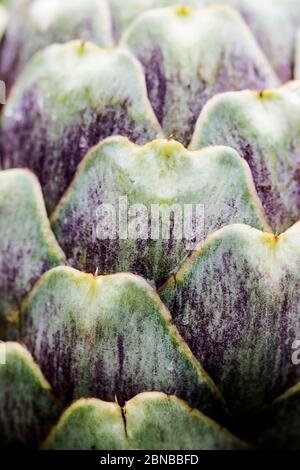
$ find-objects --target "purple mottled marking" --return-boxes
[199,50,275,121]
[0,12,109,92]
[137,47,167,126]
[0,237,56,337]
[0,21,24,91]
[0,385,59,449]
[237,138,300,232]
[1,89,155,211]
[54,198,189,286]
[22,288,224,420]
[23,300,78,405]
[54,191,224,287]
[199,125,295,232]
[52,158,261,287]
[238,7,293,83]
[162,253,300,419]
[135,43,274,146]
[0,348,60,447]
[137,46,208,145]
[239,141,284,223]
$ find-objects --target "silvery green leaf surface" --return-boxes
[0,0,113,89]
[191,83,300,233]
[0,342,61,447]
[0,169,65,335]
[44,392,247,450]
[51,136,268,286]
[21,266,225,420]
[1,41,162,211]
[160,223,300,419]
[121,4,278,146]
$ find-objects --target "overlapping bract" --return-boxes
[0,0,114,90]
[44,393,247,450]
[109,0,300,83]
[1,41,162,211]
[191,83,300,232]
[51,137,267,285]
[1,0,300,451]
[0,170,65,331]
[160,223,300,418]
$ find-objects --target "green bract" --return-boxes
[1,41,162,211]
[0,0,113,89]
[191,83,300,232]
[160,223,300,418]
[1,0,300,452]
[0,169,65,333]
[110,0,300,82]
[21,266,224,418]
[44,393,248,450]
[0,342,61,447]
[122,4,278,145]
[51,137,268,286]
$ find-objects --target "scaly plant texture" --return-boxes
[0,0,300,450]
